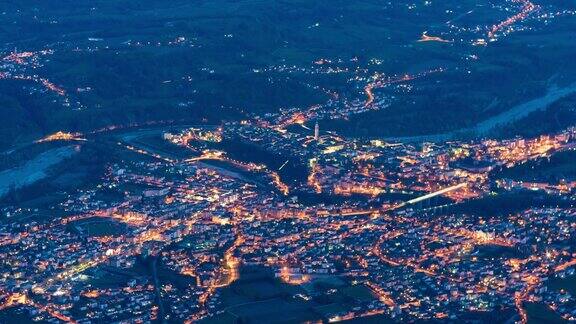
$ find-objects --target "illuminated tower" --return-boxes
[314,121,319,141]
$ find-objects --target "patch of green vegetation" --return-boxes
[341,313,396,324]
[313,302,350,319]
[525,302,566,324]
[472,244,525,260]
[341,285,378,302]
[199,312,238,324]
[448,191,572,217]
[217,267,303,306]
[547,274,576,296]
[200,266,320,323]
[494,150,576,183]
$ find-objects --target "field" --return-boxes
[200,266,382,324]
[547,274,576,296]
[525,302,566,324]
[447,191,573,217]
[200,266,317,324]
[495,150,576,182]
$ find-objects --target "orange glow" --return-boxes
[36,131,86,143]
[418,32,451,43]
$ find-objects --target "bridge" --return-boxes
[337,182,468,216]
[402,182,467,206]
